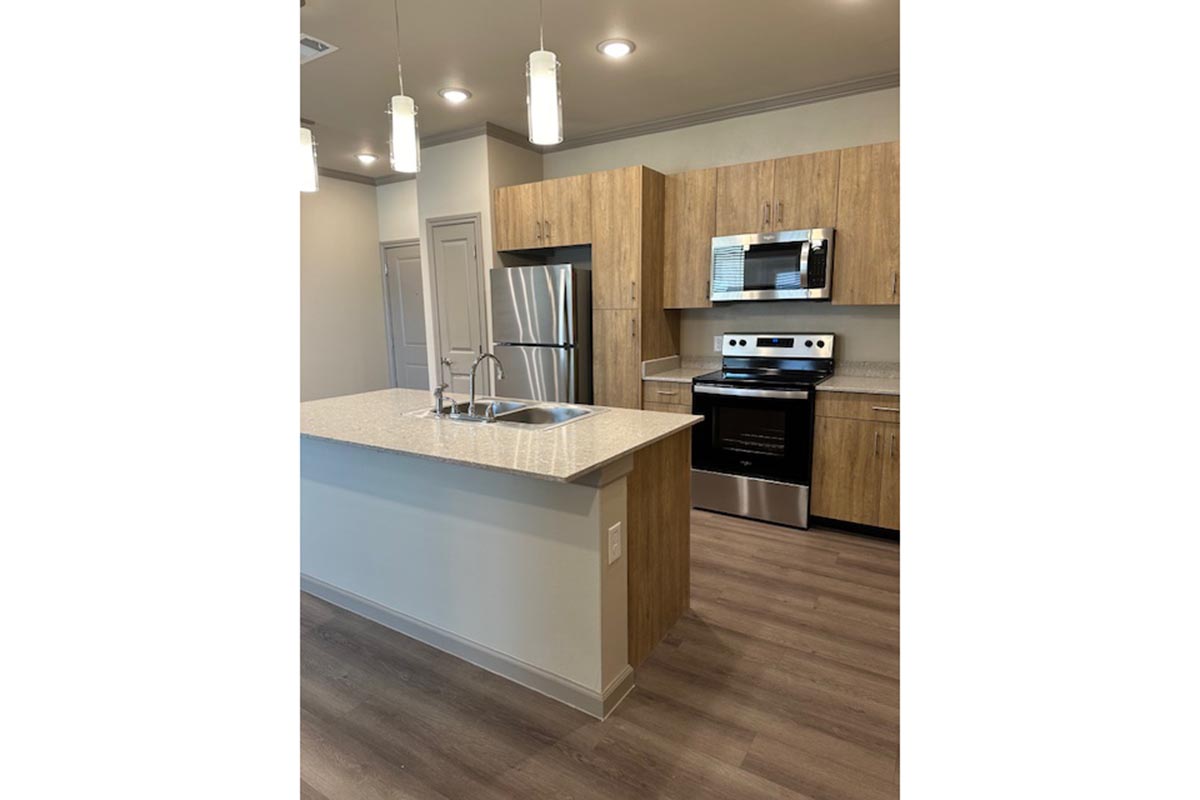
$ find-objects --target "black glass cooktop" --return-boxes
[693,369,832,388]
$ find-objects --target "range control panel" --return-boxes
[721,333,835,359]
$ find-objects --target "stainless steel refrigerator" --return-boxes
[489,265,592,404]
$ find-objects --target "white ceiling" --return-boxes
[300,0,899,179]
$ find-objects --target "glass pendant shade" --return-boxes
[526,49,562,145]
[299,127,319,193]
[389,95,421,173]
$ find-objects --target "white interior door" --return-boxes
[429,218,486,395]
[383,241,428,390]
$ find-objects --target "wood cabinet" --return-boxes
[663,169,716,309]
[493,175,592,251]
[642,381,692,409]
[593,309,641,408]
[714,152,840,236]
[591,168,643,310]
[772,150,840,231]
[493,181,544,251]
[833,142,900,305]
[715,160,775,236]
[541,174,592,247]
[811,392,900,530]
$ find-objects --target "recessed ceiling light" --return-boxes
[438,88,472,104]
[355,153,378,165]
[597,39,636,58]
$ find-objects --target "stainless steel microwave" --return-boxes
[710,227,834,302]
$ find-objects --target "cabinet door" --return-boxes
[663,169,716,308]
[593,309,641,409]
[541,174,592,247]
[833,142,900,305]
[493,182,544,251]
[811,416,882,526]
[591,167,642,310]
[715,160,774,236]
[877,423,900,530]
[772,151,840,231]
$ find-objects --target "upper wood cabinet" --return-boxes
[811,392,900,530]
[493,181,543,251]
[493,175,592,251]
[833,142,900,305]
[772,151,840,231]
[715,160,775,236]
[591,167,644,310]
[715,152,840,236]
[540,175,592,247]
[663,169,716,309]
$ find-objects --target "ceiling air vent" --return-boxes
[300,34,338,65]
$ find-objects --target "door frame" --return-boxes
[424,212,490,394]
[379,237,421,389]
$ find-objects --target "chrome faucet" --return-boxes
[468,352,505,419]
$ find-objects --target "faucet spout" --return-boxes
[468,352,505,418]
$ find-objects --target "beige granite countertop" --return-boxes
[642,366,714,384]
[816,375,900,396]
[301,388,701,483]
[642,355,716,384]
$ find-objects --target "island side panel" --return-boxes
[301,437,614,697]
[626,428,692,666]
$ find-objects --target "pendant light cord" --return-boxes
[393,0,404,95]
[539,0,544,50]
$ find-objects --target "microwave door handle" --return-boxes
[798,239,811,289]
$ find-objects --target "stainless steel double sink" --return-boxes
[418,398,598,430]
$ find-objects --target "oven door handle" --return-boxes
[694,385,810,400]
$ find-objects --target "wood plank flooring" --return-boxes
[301,510,900,800]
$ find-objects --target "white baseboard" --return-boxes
[301,574,635,719]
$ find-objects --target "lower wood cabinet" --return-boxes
[594,309,641,409]
[811,392,900,530]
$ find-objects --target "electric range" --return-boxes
[691,333,834,529]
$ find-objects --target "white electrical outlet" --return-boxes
[607,522,622,564]
[714,335,723,353]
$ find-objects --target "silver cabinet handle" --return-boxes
[872,406,900,413]
[695,385,809,400]
[776,201,783,228]
[762,202,770,228]
[655,389,679,396]
[890,433,896,458]
[705,280,710,299]
[631,280,636,302]
[545,218,551,242]
[535,220,542,241]
[630,318,637,338]
[874,430,881,455]
[890,271,897,296]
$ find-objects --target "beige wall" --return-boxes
[300,177,391,400]
[544,88,901,363]
[681,304,899,363]
[376,179,419,242]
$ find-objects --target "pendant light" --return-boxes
[299,127,319,193]
[388,0,420,173]
[526,0,562,145]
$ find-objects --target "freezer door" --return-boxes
[490,265,575,346]
[492,345,577,403]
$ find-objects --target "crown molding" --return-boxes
[375,171,416,185]
[317,167,376,186]
[548,71,900,153]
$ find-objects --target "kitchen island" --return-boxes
[301,388,699,718]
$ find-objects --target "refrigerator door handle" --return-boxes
[559,270,571,345]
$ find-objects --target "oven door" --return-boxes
[691,384,814,485]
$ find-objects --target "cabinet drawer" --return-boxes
[643,401,694,415]
[642,381,692,407]
[815,392,900,422]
